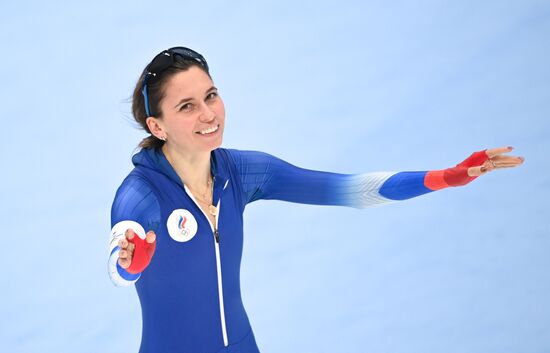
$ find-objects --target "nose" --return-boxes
[198,101,216,123]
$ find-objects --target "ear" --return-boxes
[146,116,164,139]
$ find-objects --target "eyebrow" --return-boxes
[174,86,218,109]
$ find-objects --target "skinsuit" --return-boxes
[108,146,486,353]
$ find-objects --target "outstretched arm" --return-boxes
[226,146,524,209]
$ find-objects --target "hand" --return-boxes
[466,146,525,176]
[118,228,157,274]
[425,146,524,190]
[441,146,525,187]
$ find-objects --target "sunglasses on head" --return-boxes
[141,47,209,117]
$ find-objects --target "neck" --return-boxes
[162,143,212,190]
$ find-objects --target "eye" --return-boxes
[179,103,193,112]
[206,91,218,100]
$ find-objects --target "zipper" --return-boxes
[212,198,228,346]
[183,179,229,347]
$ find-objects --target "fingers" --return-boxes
[468,154,524,176]
[490,154,525,165]
[125,228,135,240]
[117,228,138,269]
[118,243,134,269]
[485,146,514,158]
[118,231,136,252]
[118,247,133,268]
[117,228,156,271]
[119,248,132,258]
[486,156,524,169]
[118,257,131,269]
[118,238,128,248]
[491,161,524,167]
[145,231,156,244]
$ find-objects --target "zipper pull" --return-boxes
[214,229,220,243]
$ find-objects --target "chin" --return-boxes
[207,136,223,151]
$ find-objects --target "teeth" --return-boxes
[199,125,219,135]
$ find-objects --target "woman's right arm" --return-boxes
[108,176,160,287]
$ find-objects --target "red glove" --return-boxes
[425,150,489,190]
[126,230,157,274]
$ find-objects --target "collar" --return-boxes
[132,147,229,205]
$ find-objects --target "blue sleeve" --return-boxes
[225,149,435,209]
[111,176,161,231]
[108,176,161,287]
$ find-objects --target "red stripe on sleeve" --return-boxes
[424,170,448,190]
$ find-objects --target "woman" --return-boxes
[108,47,524,353]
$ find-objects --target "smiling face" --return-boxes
[146,65,225,156]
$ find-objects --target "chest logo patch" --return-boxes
[167,209,198,242]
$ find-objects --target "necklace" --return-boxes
[186,177,212,201]
[186,175,218,216]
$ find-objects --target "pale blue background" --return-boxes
[1,1,549,352]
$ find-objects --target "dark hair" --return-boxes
[131,57,212,149]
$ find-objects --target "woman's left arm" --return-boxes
[225,146,524,209]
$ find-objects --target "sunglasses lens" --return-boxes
[172,47,209,71]
[147,51,173,74]
[146,47,208,76]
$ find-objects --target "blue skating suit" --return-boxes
[109,147,439,353]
